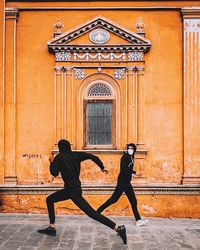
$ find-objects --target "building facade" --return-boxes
[0,0,200,218]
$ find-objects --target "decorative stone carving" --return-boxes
[74,52,126,61]
[48,16,151,54]
[114,68,125,80]
[128,52,143,61]
[135,18,145,33]
[54,66,63,71]
[184,19,200,32]
[5,8,19,20]
[88,83,112,97]
[55,52,71,61]
[97,67,102,72]
[74,68,86,79]
[137,66,145,72]
[53,20,64,36]
[89,28,110,44]
[1,185,199,195]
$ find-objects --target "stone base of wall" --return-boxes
[0,185,199,218]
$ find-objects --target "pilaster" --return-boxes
[63,67,73,142]
[0,0,5,184]
[53,66,63,144]
[4,8,18,184]
[181,8,200,184]
[137,66,145,145]
[127,67,137,144]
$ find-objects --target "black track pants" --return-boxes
[46,187,116,229]
[97,183,141,221]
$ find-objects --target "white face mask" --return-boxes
[128,149,134,155]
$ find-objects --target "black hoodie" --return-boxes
[117,144,137,184]
[50,140,105,189]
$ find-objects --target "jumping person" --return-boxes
[97,143,149,227]
[37,139,127,245]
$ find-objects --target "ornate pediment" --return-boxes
[47,16,151,62]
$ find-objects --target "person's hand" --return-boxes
[49,153,54,163]
[102,169,108,174]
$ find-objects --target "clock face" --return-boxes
[89,29,110,44]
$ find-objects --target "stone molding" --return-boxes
[0,184,199,195]
[5,8,19,20]
[48,16,151,54]
[55,52,145,62]
[181,7,200,19]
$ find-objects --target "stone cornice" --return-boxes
[48,16,151,54]
[181,7,200,19]
[0,184,199,195]
[5,7,19,20]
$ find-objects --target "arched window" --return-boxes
[84,80,115,148]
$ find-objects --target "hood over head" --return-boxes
[126,143,137,153]
[58,139,72,152]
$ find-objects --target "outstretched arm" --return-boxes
[76,152,108,173]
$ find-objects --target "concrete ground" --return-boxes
[0,214,199,250]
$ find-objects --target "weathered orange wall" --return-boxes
[1,1,200,217]
[1,194,200,218]
[12,9,183,185]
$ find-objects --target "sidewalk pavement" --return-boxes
[0,214,199,250]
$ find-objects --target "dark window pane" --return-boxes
[87,102,112,145]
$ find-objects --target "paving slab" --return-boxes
[0,214,199,250]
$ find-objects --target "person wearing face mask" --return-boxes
[37,139,127,245]
[97,143,149,227]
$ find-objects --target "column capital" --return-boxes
[127,66,137,72]
[127,66,145,72]
[137,66,145,72]
[63,66,73,71]
[181,7,200,19]
[54,66,63,72]
[5,8,19,20]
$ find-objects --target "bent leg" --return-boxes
[125,185,141,221]
[71,194,116,230]
[46,189,70,224]
[97,185,124,213]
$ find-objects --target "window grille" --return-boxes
[88,83,112,97]
[87,102,112,145]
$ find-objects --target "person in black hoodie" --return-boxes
[37,139,127,244]
[97,143,149,227]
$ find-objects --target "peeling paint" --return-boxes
[141,204,156,213]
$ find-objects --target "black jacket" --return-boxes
[117,153,136,184]
[50,151,104,189]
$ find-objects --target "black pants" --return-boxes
[46,187,116,229]
[97,183,141,221]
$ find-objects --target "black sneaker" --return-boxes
[37,226,56,237]
[117,225,127,245]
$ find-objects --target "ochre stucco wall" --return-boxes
[13,9,183,185]
[1,1,200,217]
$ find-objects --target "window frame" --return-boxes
[83,99,116,149]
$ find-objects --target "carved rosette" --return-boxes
[114,68,125,80]
[47,16,151,62]
[74,68,86,80]
[89,28,110,44]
